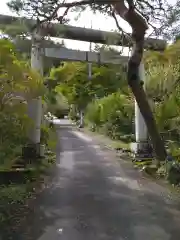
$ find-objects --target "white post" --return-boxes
[28,29,43,144]
[80,110,83,126]
[135,62,148,143]
[27,98,42,143]
[131,62,151,156]
[88,20,92,80]
[88,41,92,80]
[31,37,43,75]
[88,62,92,79]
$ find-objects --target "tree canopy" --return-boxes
[49,61,128,110]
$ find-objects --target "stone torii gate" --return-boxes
[0,14,167,156]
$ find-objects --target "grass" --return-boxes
[47,126,58,152]
[0,150,56,226]
[0,146,22,170]
[0,183,33,223]
[25,150,56,175]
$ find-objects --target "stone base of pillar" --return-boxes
[130,142,154,161]
[22,143,39,161]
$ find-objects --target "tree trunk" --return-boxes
[111,1,167,163]
[129,79,167,163]
[135,63,148,143]
[127,41,167,164]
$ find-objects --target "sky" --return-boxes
[0,0,177,52]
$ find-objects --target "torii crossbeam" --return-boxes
[44,47,128,64]
[0,14,166,51]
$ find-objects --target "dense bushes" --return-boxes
[0,39,44,166]
[145,42,180,144]
[49,62,127,113]
[0,106,30,164]
[85,92,134,140]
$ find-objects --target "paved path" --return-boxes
[15,124,180,239]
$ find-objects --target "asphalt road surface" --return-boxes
[14,122,180,240]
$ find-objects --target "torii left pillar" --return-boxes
[27,28,43,153]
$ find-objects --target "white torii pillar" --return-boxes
[135,62,148,144]
[131,62,151,156]
[27,29,43,145]
[80,40,92,127]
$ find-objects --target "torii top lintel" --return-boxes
[0,14,166,51]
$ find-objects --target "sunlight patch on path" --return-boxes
[59,151,74,170]
[71,131,92,142]
[108,176,142,191]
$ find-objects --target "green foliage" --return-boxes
[47,128,57,152]
[0,39,44,165]
[0,150,56,226]
[47,40,180,170]
[49,58,131,141]
[69,105,79,121]
[0,106,30,159]
[85,92,133,140]
[145,41,180,142]
[40,125,50,145]
[50,61,127,111]
[50,62,90,109]
[44,87,69,117]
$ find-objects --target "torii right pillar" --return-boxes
[131,62,153,160]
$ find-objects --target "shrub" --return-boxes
[85,92,133,139]
[40,125,50,145]
[0,103,30,165]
